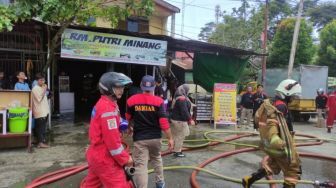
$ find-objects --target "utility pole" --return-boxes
[171,13,176,38]
[261,0,268,87]
[215,5,221,25]
[181,0,185,37]
[288,0,304,79]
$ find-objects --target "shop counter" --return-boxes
[0,90,32,152]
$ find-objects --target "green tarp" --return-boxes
[193,53,249,92]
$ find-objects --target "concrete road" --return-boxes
[1,117,335,188]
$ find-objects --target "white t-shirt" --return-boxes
[32,85,49,118]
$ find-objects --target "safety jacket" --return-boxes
[255,99,297,163]
[87,96,129,167]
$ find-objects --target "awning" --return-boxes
[171,52,193,70]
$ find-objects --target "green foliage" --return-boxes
[307,2,336,29]
[198,22,216,41]
[0,0,154,31]
[318,20,336,76]
[0,5,17,31]
[268,18,314,68]
[267,0,293,40]
[207,1,264,51]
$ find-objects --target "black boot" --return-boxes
[242,168,267,188]
[327,128,331,133]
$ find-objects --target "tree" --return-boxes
[268,18,314,68]
[293,0,319,16]
[198,22,216,41]
[307,2,336,29]
[267,0,293,40]
[1,0,154,72]
[206,0,264,51]
[318,20,336,76]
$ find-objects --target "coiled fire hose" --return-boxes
[25,131,336,188]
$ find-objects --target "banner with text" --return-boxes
[213,83,237,125]
[61,29,167,66]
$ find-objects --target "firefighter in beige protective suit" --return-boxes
[242,79,302,188]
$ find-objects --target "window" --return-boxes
[127,20,139,32]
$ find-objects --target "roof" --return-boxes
[172,52,193,70]
[155,0,180,13]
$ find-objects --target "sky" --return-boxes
[164,0,330,41]
[165,0,260,40]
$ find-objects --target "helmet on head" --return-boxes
[317,88,324,95]
[98,72,132,96]
[275,79,302,99]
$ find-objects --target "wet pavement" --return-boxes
[0,115,335,188]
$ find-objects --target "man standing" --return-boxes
[252,84,267,131]
[239,86,254,129]
[31,73,49,148]
[126,75,174,188]
[315,88,328,128]
[327,89,336,133]
[14,71,30,91]
[82,72,134,188]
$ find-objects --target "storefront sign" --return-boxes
[61,29,167,66]
[213,83,237,126]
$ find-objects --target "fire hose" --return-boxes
[25,131,336,188]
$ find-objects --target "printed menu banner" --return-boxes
[213,83,237,125]
[61,28,167,66]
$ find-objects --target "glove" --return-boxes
[119,118,128,133]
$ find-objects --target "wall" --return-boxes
[149,16,167,35]
[95,1,173,36]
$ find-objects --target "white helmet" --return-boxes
[275,79,302,99]
[317,88,324,95]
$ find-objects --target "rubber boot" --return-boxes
[242,168,267,188]
[328,128,331,133]
[283,183,295,188]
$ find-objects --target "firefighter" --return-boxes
[242,79,302,188]
[315,88,328,128]
[81,72,133,188]
[327,89,336,133]
[272,80,301,132]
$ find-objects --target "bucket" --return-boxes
[8,107,29,133]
